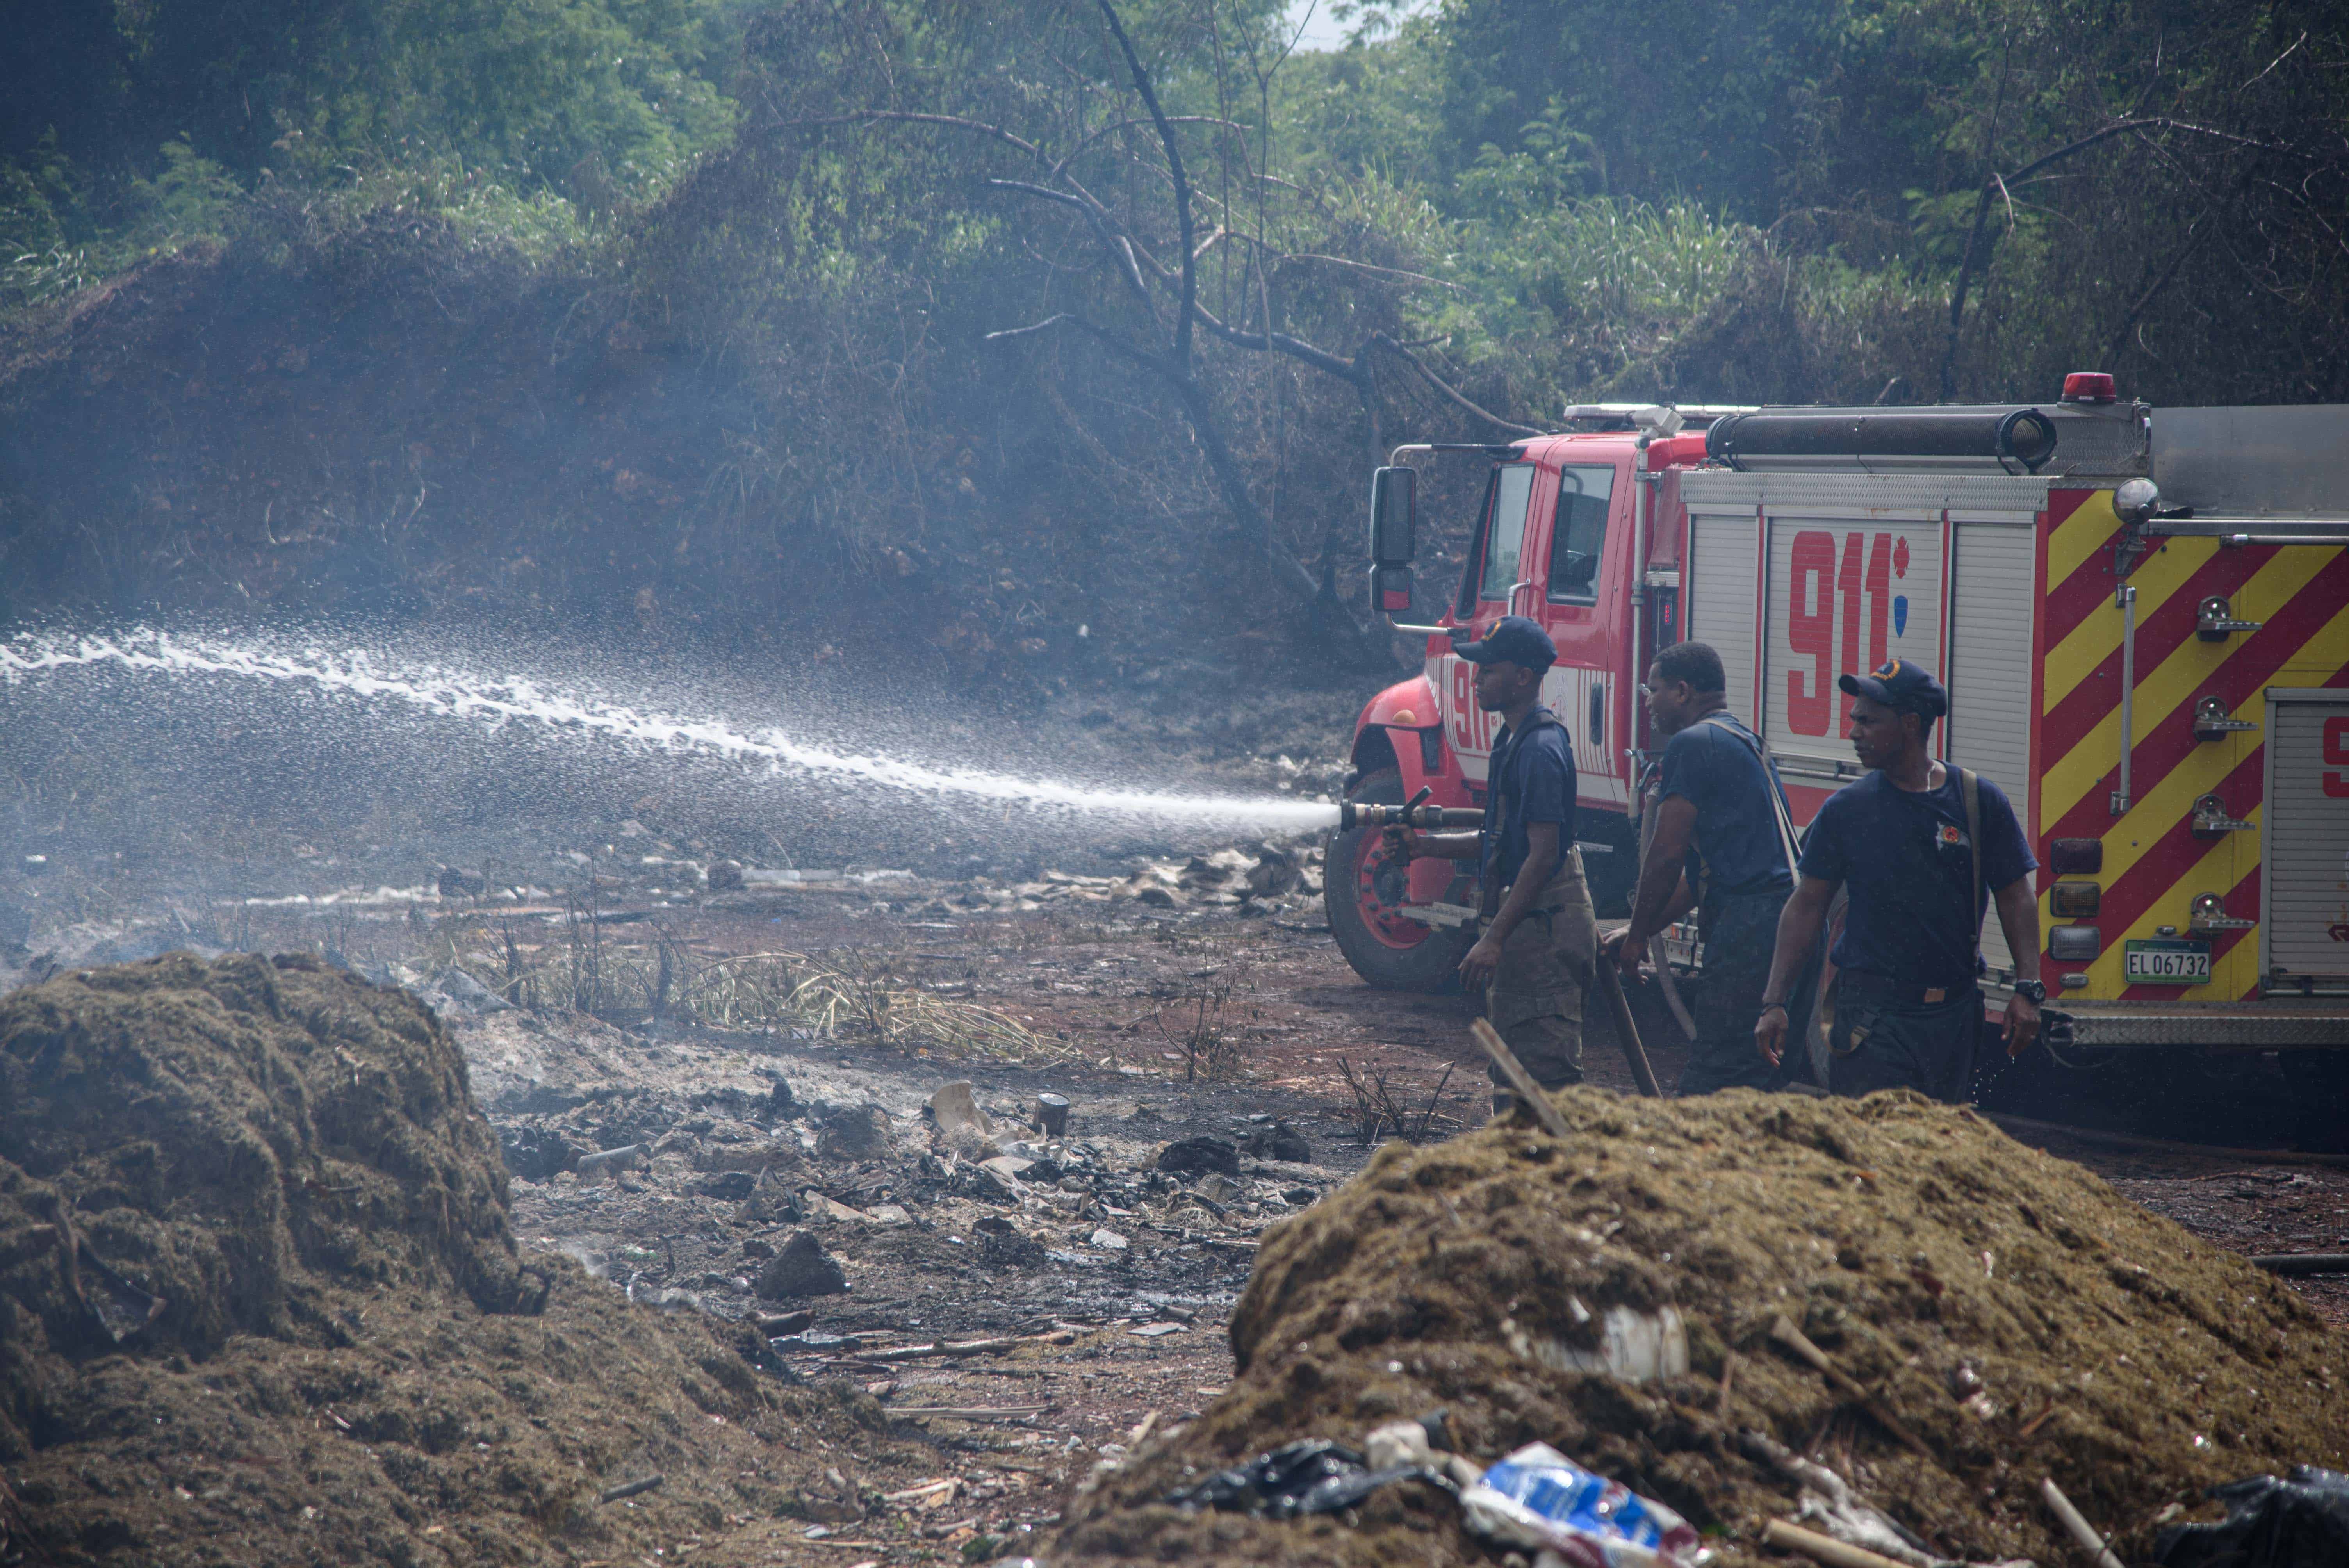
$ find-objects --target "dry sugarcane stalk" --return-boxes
[1768,1316,1934,1459]
[1764,1520,1914,1568]
[2039,1478,2125,1568]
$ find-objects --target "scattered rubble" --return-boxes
[0,954,929,1565]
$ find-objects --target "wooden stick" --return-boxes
[1767,1316,1934,1459]
[884,1405,1048,1421]
[856,1332,1073,1363]
[598,1474,663,1504]
[1763,1519,1912,1568]
[1469,1019,1573,1139]
[1593,959,1663,1098]
[2040,1478,2125,1568]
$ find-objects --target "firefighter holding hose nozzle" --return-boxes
[1384,616,1597,1114]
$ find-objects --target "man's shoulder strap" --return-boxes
[1960,765,1984,948]
[1693,715,1801,876]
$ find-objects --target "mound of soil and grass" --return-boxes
[0,953,904,1566]
[1055,1088,2348,1566]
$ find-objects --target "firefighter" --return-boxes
[1602,640,1810,1094]
[1388,615,1595,1111]
[1754,659,2044,1101]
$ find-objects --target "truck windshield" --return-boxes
[1547,465,1615,602]
[1476,464,1538,603]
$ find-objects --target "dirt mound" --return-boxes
[0,955,906,1565]
[1057,1089,2349,1566]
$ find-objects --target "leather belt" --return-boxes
[1836,970,1976,1009]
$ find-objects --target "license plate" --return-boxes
[2124,938,2211,985]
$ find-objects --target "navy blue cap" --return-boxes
[1838,657,1947,719]
[1453,615,1556,671]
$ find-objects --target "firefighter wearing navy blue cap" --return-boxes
[1755,658,2045,1102]
[1388,615,1597,1111]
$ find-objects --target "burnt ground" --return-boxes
[4,850,2344,1564]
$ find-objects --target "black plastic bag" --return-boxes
[1163,1439,1428,1520]
[2155,1466,2349,1568]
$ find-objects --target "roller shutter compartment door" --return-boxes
[1947,516,2038,978]
[2263,690,2349,985]
[1686,511,1761,731]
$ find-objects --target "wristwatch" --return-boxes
[2010,979,2047,1004]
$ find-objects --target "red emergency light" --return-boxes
[2060,371,2116,403]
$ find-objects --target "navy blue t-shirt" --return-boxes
[1798,768,2037,991]
[1481,709,1576,889]
[1657,713,1795,901]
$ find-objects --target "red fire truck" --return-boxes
[1328,377,2349,1074]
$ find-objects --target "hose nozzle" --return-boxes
[1338,786,1482,831]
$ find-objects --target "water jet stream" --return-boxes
[2,631,1341,838]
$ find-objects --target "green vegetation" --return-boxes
[2,0,2343,644]
[2,0,743,295]
[12,0,2342,395]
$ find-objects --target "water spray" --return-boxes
[2,629,1344,839]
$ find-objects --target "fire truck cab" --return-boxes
[1331,381,2349,1076]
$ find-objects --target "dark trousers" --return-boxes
[1827,982,1982,1103]
[1677,888,1805,1096]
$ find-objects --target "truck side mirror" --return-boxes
[1369,466,1417,567]
[1372,565,1414,614]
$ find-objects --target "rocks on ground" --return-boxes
[757,1230,851,1298]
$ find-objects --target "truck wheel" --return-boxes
[1325,767,1474,992]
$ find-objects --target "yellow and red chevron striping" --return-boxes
[2034,488,2349,1002]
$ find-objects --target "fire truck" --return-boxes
[1328,375,2349,1077]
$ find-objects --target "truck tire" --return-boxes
[1326,767,1475,992]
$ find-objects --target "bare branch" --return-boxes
[986,179,1152,306]
[2002,116,2308,187]
[2239,30,2308,95]
[986,178,1084,210]
[2106,212,2212,363]
[983,314,1079,343]
[773,107,1044,162]
[1277,251,1466,293]
[1094,0,1196,367]
[1191,307,1363,381]
[1045,114,1255,185]
[1371,334,1545,437]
